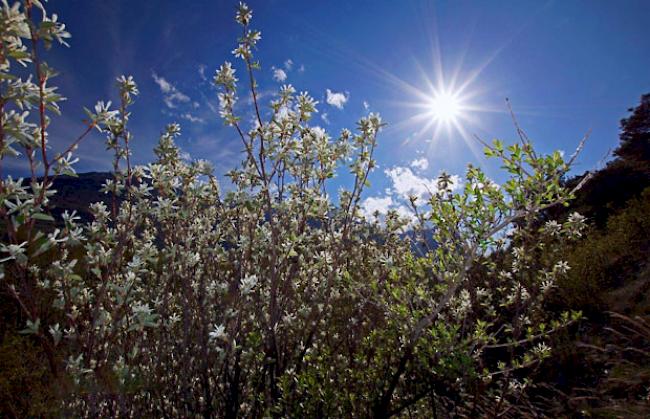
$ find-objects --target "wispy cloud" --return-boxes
[198,64,207,82]
[272,67,287,82]
[181,113,205,124]
[321,112,330,124]
[152,72,172,93]
[152,72,190,109]
[284,59,293,71]
[186,134,240,177]
[325,89,349,109]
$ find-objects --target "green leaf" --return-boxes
[31,213,55,222]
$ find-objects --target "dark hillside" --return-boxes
[46,172,112,223]
[538,94,650,415]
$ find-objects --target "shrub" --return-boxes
[556,187,650,315]
[0,1,587,416]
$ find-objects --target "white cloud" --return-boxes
[298,64,305,73]
[394,205,414,219]
[385,167,435,199]
[361,196,394,218]
[326,89,349,109]
[384,166,461,200]
[152,72,190,109]
[360,196,415,223]
[181,113,204,123]
[272,67,287,82]
[321,112,329,124]
[363,100,370,111]
[359,166,461,225]
[410,157,429,171]
[198,64,207,81]
[164,92,190,109]
[152,72,172,93]
[284,59,293,70]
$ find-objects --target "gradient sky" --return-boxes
[10,0,650,213]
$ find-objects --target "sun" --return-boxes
[428,90,463,124]
[373,55,497,160]
[391,77,486,160]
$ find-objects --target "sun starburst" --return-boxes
[427,89,464,124]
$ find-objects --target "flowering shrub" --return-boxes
[1,1,587,416]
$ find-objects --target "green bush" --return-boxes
[557,187,650,315]
[0,332,59,417]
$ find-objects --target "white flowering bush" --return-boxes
[1,1,588,417]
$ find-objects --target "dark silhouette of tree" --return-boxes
[553,94,650,227]
[615,93,650,167]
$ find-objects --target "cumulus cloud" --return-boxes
[360,166,461,225]
[284,59,293,70]
[385,166,461,200]
[152,72,190,109]
[360,195,414,223]
[385,167,435,199]
[410,157,429,171]
[325,89,349,109]
[272,67,287,82]
[361,196,394,218]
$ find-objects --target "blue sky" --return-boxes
[12,0,650,214]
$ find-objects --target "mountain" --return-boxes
[46,172,112,223]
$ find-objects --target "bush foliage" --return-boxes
[1,1,589,417]
[556,187,650,315]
